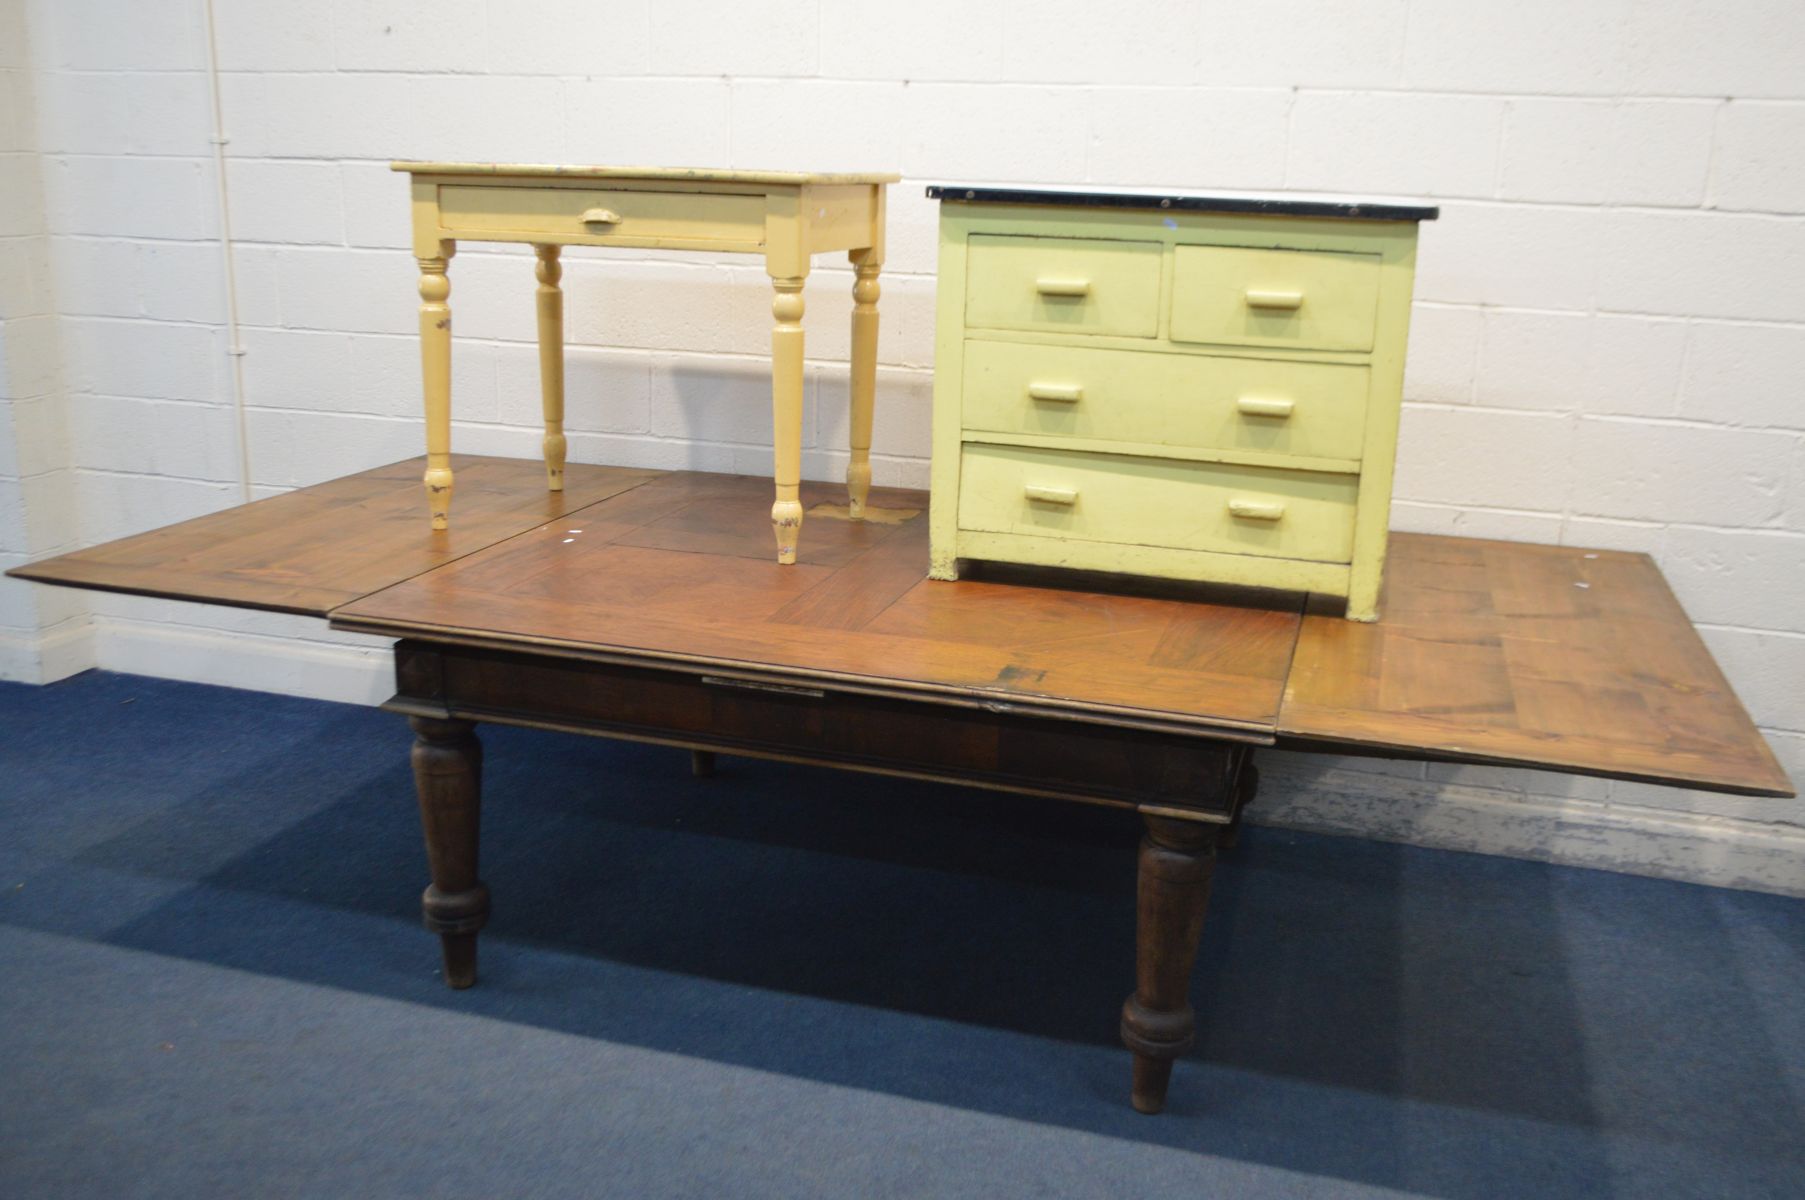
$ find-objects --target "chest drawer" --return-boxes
[958,443,1358,564]
[965,235,1161,338]
[437,185,767,246]
[961,340,1370,461]
[1170,244,1380,352]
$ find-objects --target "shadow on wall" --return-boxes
[655,356,798,465]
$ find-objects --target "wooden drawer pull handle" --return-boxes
[1228,498,1286,521]
[1035,277,1091,297]
[1027,382,1083,403]
[581,208,623,225]
[1245,288,1304,310]
[1024,484,1078,506]
[1236,395,1295,418]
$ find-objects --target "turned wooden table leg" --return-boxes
[409,715,488,989]
[1121,813,1218,1114]
[1219,762,1260,851]
[690,749,717,778]
[768,272,808,564]
[417,242,456,529]
[846,250,881,520]
[534,244,566,492]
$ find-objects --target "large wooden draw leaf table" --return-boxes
[10,456,1792,1115]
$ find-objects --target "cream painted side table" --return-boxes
[392,162,899,563]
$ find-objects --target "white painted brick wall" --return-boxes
[566,80,732,165]
[648,0,816,77]
[1286,93,1506,197]
[1597,211,1805,321]
[1713,103,1805,212]
[1401,0,1635,95]
[1,21,91,683]
[1682,322,1805,429]
[1003,0,1204,86]
[1083,88,1291,190]
[1499,99,1716,207]
[1625,0,1805,98]
[2,0,1801,888]
[26,0,206,73]
[1475,310,1687,418]
[819,1,1005,82]
[1414,203,1603,310]
[1194,0,1407,89]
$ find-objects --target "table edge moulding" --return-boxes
[390,161,901,565]
[924,183,1438,623]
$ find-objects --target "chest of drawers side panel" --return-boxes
[1344,224,1421,621]
[928,207,975,580]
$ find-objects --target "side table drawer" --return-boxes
[965,235,1161,338]
[958,443,1358,563]
[1170,244,1380,352]
[437,185,767,246]
[962,339,1370,461]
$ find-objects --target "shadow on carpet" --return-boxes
[4,671,1803,1199]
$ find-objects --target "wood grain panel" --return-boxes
[5,456,659,616]
[1281,533,1794,797]
[334,472,1302,736]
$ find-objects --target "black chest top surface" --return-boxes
[924,184,1439,222]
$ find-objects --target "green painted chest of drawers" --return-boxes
[925,186,1437,621]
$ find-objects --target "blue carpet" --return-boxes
[2,671,1802,1199]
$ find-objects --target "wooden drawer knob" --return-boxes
[1027,381,1084,403]
[1228,498,1285,521]
[1035,277,1091,298]
[581,208,623,225]
[1024,484,1078,506]
[1235,395,1296,418]
[1244,288,1304,310]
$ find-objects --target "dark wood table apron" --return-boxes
[384,635,1260,1115]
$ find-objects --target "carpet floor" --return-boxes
[1,670,1801,1199]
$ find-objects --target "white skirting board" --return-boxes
[2,616,391,705]
[93,618,395,706]
[4,618,1801,898]
[0,619,98,684]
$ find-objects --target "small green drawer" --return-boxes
[957,442,1358,564]
[1170,244,1381,352]
[965,235,1161,338]
[961,339,1370,461]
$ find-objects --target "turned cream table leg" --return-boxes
[847,251,881,520]
[534,245,567,492]
[769,272,808,564]
[417,242,456,529]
